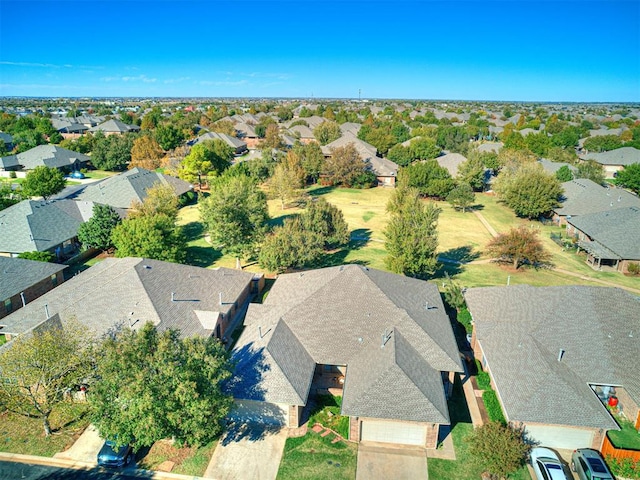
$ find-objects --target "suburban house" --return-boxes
[339,122,362,137]
[0,199,95,258]
[436,152,468,177]
[287,125,316,143]
[465,285,640,451]
[229,264,463,448]
[190,131,248,155]
[51,117,89,139]
[13,145,90,172]
[538,158,577,177]
[234,123,259,148]
[0,257,259,342]
[73,167,192,212]
[0,132,14,152]
[0,256,66,319]
[552,178,640,225]
[322,132,398,186]
[0,154,20,172]
[88,119,141,135]
[566,206,640,273]
[580,146,640,179]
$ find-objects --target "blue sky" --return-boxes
[1,0,638,101]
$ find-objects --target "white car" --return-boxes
[531,447,571,480]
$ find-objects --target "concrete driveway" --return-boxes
[356,443,428,480]
[204,422,287,480]
[53,424,103,464]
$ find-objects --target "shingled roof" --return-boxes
[465,285,640,430]
[0,257,255,339]
[231,265,462,423]
[0,257,66,302]
[555,178,640,217]
[75,168,192,210]
[0,199,94,255]
[581,146,640,166]
[15,145,90,170]
[568,206,640,260]
[88,119,140,134]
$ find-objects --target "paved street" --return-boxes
[0,461,147,480]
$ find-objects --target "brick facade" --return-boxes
[0,271,64,319]
[288,405,303,428]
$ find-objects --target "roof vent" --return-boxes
[381,329,392,348]
[143,264,151,269]
[557,348,565,362]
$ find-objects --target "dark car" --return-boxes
[97,440,132,468]
[571,448,615,480]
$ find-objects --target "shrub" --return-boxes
[627,262,640,276]
[468,421,529,479]
[482,390,506,424]
[476,367,492,391]
[457,308,472,333]
[606,456,640,479]
[9,170,17,178]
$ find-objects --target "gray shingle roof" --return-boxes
[88,119,140,134]
[75,168,191,210]
[437,152,467,177]
[538,159,578,175]
[231,265,462,421]
[476,142,503,153]
[0,257,255,339]
[464,285,640,430]
[191,132,247,150]
[287,125,315,139]
[581,147,640,166]
[16,145,90,170]
[0,257,66,301]
[568,206,640,260]
[0,199,94,254]
[554,179,640,217]
[0,154,20,169]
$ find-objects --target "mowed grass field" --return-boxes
[178,186,640,292]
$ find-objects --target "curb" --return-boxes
[0,451,205,479]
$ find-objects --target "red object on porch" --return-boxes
[608,396,619,407]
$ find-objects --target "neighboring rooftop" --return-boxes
[581,146,640,166]
[0,256,66,302]
[14,145,90,170]
[555,178,640,217]
[88,119,140,134]
[465,285,640,430]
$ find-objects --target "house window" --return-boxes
[3,299,12,313]
[51,274,58,286]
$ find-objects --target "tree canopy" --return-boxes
[384,187,441,279]
[268,151,305,209]
[323,143,367,187]
[111,214,186,263]
[200,173,270,267]
[179,139,232,186]
[575,160,605,185]
[155,124,185,151]
[22,166,66,200]
[258,217,324,273]
[300,198,350,249]
[555,165,574,182]
[447,183,476,212]
[399,160,455,198]
[129,135,164,171]
[0,319,93,436]
[91,133,136,171]
[89,323,233,448]
[486,226,551,269]
[313,121,341,146]
[494,162,563,218]
[614,162,640,194]
[77,204,122,251]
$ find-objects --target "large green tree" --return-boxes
[179,139,232,186]
[447,183,476,212]
[77,204,122,251]
[155,124,185,151]
[0,182,24,210]
[313,120,341,145]
[200,173,270,267]
[268,152,305,210]
[111,214,186,263]
[399,160,455,198]
[89,323,233,448]
[324,143,367,187]
[614,162,640,194]
[486,226,552,269]
[258,217,324,273]
[0,319,93,436]
[293,142,325,183]
[22,166,66,200]
[576,160,605,185]
[91,133,136,171]
[494,162,563,218]
[384,187,441,279]
[300,198,350,249]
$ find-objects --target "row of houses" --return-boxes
[1,258,638,453]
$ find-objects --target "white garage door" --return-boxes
[524,424,594,450]
[228,400,288,426]
[361,420,427,446]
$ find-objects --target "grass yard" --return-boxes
[84,170,117,180]
[608,416,640,450]
[136,439,216,476]
[276,431,357,480]
[428,376,530,480]
[0,404,90,457]
[308,395,349,439]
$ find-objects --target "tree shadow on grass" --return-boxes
[308,185,336,197]
[436,245,480,276]
[268,212,299,228]
[185,246,222,268]
[182,221,204,242]
[349,228,372,249]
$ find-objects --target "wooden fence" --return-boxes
[601,433,640,462]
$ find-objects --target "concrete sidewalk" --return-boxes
[53,423,103,464]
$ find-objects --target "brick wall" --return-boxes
[425,424,438,448]
[288,405,302,428]
[0,271,64,319]
[349,416,360,442]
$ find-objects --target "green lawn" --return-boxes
[176,186,640,293]
[428,376,530,480]
[276,431,357,480]
[608,416,640,450]
[136,439,216,477]
[308,395,349,439]
[0,404,90,457]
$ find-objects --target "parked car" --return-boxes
[571,448,615,480]
[97,439,132,468]
[531,447,571,480]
